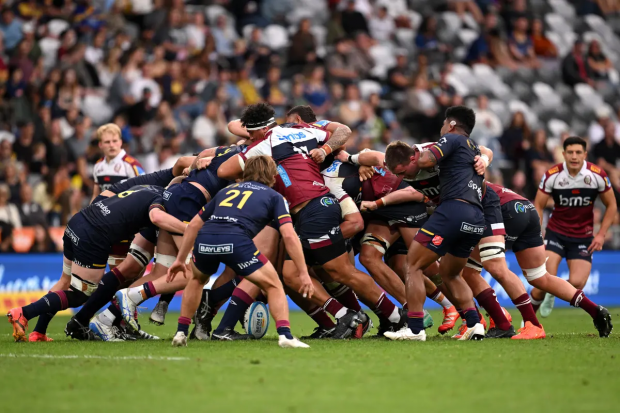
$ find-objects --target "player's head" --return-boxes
[96,123,122,159]
[243,155,277,187]
[286,105,317,124]
[240,103,277,141]
[384,141,420,178]
[441,105,476,137]
[562,136,587,169]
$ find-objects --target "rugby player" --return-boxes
[382,106,488,341]
[528,137,614,334]
[168,156,312,348]
[7,185,187,342]
[219,103,403,337]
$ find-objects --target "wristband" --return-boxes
[347,154,353,163]
[350,154,360,165]
[376,197,387,208]
[480,154,490,168]
[322,145,333,156]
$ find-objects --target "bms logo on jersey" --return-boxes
[559,194,592,206]
[238,256,260,270]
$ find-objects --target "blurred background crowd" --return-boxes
[1,0,620,253]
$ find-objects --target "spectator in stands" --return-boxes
[466,13,498,65]
[415,15,447,54]
[531,18,557,59]
[508,17,540,68]
[19,183,46,227]
[0,183,22,229]
[471,94,503,147]
[404,74,441,139]
[449,0,484,24]
[0,8,23,52]
[237,64,262,106]
[562,40,594,87]
[303,66,330,117]
[0,139,13,176]
[192,101,229,148]
[386,51,412,97]
[339,83,365,126]
[12,121,35,166]
[593,122,620,188]
[369,6,395,43]
[587,40,613,83]
[500,111,530,163]
[588,106,619,145]
[261,0,295,25]
[327,37,361,84]
[432,66,458,111]
[326,12,346,46]
[0,222,15,253]
[29,224,58,253]
[341,1,369,35]
[350,33,374,80]
[3,161,22,204]
[524,129,555,197]
[211,14,238,58]
[261,66,287,118]
[288,19,317,70]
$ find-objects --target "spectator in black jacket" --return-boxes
[562,40,594,87]
[341,1,369,35]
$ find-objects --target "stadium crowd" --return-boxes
[1,0,620,252]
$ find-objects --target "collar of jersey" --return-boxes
[105,149,127,164]
[562,160,587,178]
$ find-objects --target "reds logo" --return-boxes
[584,176,592,186]
[114,163,122,173]
[432,235,443,246]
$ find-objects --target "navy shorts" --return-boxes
[163,182,207,234]
[385,237,408,263]
[414,200,484,258]
[369,201,428,228]
[482,187,506,238]
[192,232,269,277]
[544,228,593,262]
[502,200,544,253]
[293,194,347,265]
[63,213,110,269]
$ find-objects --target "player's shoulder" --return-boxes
[122,153,142,166]
[585,161,606,176]
[544,163,564,177]
[95,157,104,164]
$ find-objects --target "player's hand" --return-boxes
[358,165,374,181]
[587,233,605,253]
[182,167,191,176]
[310,148,327,164]
[166,260,186,282]
[473,155,487,176]
[360,200,378,212]
[196,157,214,170]
[298,270,314,299]
[335,150,350,162]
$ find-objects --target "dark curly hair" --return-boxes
[286,105,317,123]
[445,105,476,135]
[240,103,276,130]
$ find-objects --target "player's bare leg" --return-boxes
[530,250,562,315]
[567,259,592,290]
[173,263,212,347]
[516,245,612,337]
[211,278,262,341]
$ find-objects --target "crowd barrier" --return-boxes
[1,253,618,314]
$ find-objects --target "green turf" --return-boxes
[1,308,619,413]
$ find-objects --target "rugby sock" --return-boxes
[276,320,294,340]
[210,276,243,306]
[307,306,336,329]
[323,297,348,319]
[457,308,466,320]
[214,288,253,333]
[475,288,511,330]
[374,292,400,323]
[530,296,543,313]
[428,288,453,309]
[463,307,481,328]
[22,290,85,320]
[74,268,125,325]
[97,308,117,326]
[571,290,598,318]
[177,316,191,336]
[325,282,362,312]
[512,294,541,327]
[128,282,156,304]
[33,311,55,334]
[158,293,175,305]
[407,311,425,334]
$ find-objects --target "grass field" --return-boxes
[1,308,619,413]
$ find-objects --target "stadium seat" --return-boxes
[205,5,229,25]
[47,19,70,37]
[12,227,35,253]
[243,24,256,41]
[533,82,562,108]
[545,13,569,34]
[575,83,605,109]
[438,12,462,43]
[395,28,416,50]
[39,37,60,71]
[311,26,327,48]
[548,0,576,22]
[264,25,290,50]
[458,29,479,48]
[548,118,570,138]
[359,80,382,100]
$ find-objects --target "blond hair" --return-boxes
[96,123,122,141]
[243,156,277,187]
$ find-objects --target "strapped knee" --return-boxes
[479,242,506,263]
[361,233,390,255]
[107,256,125,266]
[69,273,98,298]
[155,253,176,268]
[428,273,443,286]
[522,263,547,282]
[129,242,154,269]
[465,257,483,272]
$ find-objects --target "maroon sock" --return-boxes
[512,294,541,327]
[475,288,511,330]
[327,284,362,312]
[373,292,397,320]
[231,288,254,305]
[307,306,336,329]
[323,298,345,318]
[427,287,441,301]
[570,290,599,318]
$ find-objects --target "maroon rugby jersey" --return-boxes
[239,123,331,208]
[539,161,612,238]
[486,182,527,205]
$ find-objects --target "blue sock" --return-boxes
[210,276,243,305]
[214,294,251,333]
[75,268,124,325]
[33,311,56,334]
[177,316,191,335]
[159,293,175,305]
[276,321,294,339]
[22,292,64,320]
[463,308,481,328]
[407,311,425,334]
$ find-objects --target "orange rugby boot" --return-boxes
[438,306,459,334]
[511,322,546,340]
[29,331,54,342]
[7,307,28,342]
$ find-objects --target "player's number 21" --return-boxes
[219,190,253,209]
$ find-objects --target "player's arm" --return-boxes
[336,149,384,167]
[533,189,550,226]
[90,184,101,203]
[173,156,196,177]
[167,212,205,282]
[228,119,251,138]
[279,222,313,298]
[589,182,617,252]
[417,149,438,168]
[360,187,427,212]
[218,154,244,181]
[473,145,493,175]
[339,198,364,238]
[310,123,353,164]
[100,189,115,198]
[149,206,187,235]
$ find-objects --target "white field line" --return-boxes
[0,353,190,361]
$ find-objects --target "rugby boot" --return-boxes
[7,308,28,342]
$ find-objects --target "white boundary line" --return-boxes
[0,353,190,361]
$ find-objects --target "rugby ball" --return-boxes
[243,301,269,339]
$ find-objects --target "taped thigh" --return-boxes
[361,233,391,255]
